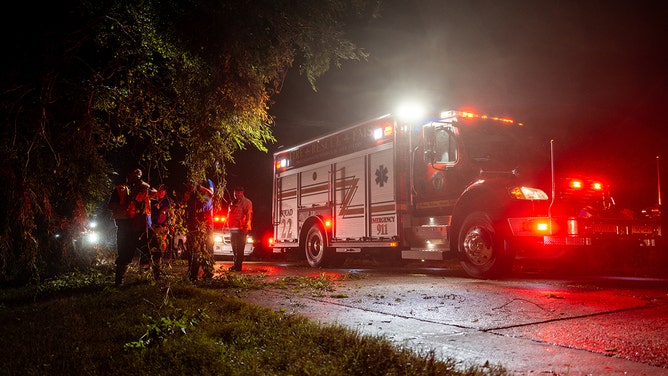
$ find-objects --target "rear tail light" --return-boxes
[566,178,607,192]
[536,222,549,232]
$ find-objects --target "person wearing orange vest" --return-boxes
[149,184,171,280]
[108,168,153,286]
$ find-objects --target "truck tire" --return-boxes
[304,223,337,268]
[457,211,513,279]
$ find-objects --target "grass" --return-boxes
[0,261,508,376]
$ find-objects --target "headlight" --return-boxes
[509,186,549,200]
[213,235,223,243]
[86,231,100,244]
[246,236,254,244]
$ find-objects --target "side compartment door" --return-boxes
[334,157,366,240]
[369,147,397,238]
[300,166,330,207]
[275,173,298,243]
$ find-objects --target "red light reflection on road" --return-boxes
[216,264,285,278]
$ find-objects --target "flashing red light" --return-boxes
[446,110,516,124]
[324,219,332,228]
[267,237,275,246]
[592,182,603,191]
[569,180,583,189]
[214,215,227,223]
[384,125,393,137]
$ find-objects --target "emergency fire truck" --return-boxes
[271,110,661,278]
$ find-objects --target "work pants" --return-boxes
[114,219,136,285]
[230,229,247,271]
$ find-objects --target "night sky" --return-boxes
[227,1,668,233]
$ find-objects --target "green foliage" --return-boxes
[0,0,375,285]
[0,267,508,375]
[87,0,376,182]
[37,269,112,296]
[124,309,210,349]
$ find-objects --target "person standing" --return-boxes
[149,184,171,280]
[184,178,215,281]
[134,182,155,269]
[108,168,152,286]
[227,186,252,272]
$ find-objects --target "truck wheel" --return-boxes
[458,211,513,279]
[304,224,334,268]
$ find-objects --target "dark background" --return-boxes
[226,0,667,239]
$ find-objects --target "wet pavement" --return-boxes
[222,260,668,375]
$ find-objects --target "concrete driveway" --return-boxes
[226,260,668,375]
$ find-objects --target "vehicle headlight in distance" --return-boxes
[246,236,254,244]
[213,235,223,243]
[509,186,549,200]
[86,231,100,244]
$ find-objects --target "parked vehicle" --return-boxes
[211,212,254,259]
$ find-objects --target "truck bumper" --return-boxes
[543,235,658,247]
[508,216,661,248]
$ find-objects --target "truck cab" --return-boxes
[411,111,659,277]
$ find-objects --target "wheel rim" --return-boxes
[462,226,493,266]
[306,228,324,262]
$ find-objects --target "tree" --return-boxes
[0,0,377,284]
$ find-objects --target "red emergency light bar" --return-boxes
[441,110,521,125]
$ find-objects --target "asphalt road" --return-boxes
[218,258,668,375]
